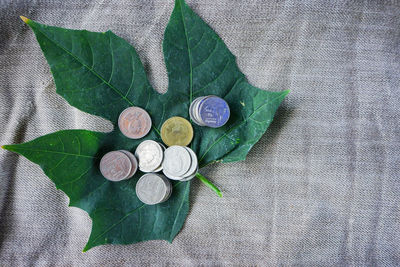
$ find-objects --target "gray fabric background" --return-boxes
[1,0,399,266]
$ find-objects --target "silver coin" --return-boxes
[193,97,207,126]
[179,169,198,181]
[135,140,164,172]
[152,164,163,173]
[119,150,138,178]
[163,168,184,180]
[162,183,173,202]
[162,146,191,177]
[189,97,204,125]
[100,151,132,182]
[136,173,172,205]
[158,142,167,151]
[195,97,209,126]
[149,143,165,173]
[160,177,173,202]
[182,147,198,178]
[189,98,201,124]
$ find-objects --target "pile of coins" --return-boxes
[189,95,230,128]
[136,173,172,205]
[162,146,198,181]
[100,97,230,205]
[99,150,138,182]
[134,140,165,173]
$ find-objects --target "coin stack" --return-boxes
[136,173,172,205]
[135,140,166,173]
[162,146,198,181]
[99,150,138,182]
[118,106,152,139]
[189,95,230,128]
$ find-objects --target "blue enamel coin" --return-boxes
[199,96,230,128]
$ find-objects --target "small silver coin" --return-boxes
[182,147,198,178]
[135,140,164,172]
[189,98,200,124]
[162,146,191,177]
[100,151,132,182]
[161,182,173,202]
[193,97,207,126]
[158,142,167,151]
[179,169,198,181]
[152,164,163,173]
[119,150,138,178]
[136,173,172,205]
[189,96,206,126]
[163,168,184,180]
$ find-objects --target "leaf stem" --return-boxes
[195,172,222,197]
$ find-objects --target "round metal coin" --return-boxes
[162,146,191,177]
[118,107,152,139]
[179,170,198,181]
[100,151,132,181]
[161,117,194,146]
[162,168,184,180]
[189,97,204,125]
[199,96,230,128]
[191,97,207,126]
[136,173,172,205]
[119,150,138,178]
[135,140,164,173]
[182,147,198,178]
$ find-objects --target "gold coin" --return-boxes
[161,117,194,147]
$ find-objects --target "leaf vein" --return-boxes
[88,204,146,245]
[179,0,194,110]
[34,27,134,106]
[169,181,190,241]
[107,34,115,84]
[193,58,231,95]
[192,40,219,70]
[199,91,286,162]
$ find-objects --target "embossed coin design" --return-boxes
[161,117,194,146]
[135,140,164,172]
[100,151,132,182]
[199,96,230,128]
[118,107,152,139]
[136,173,172,205]
[162,146,191,178]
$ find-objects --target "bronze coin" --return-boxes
[160,117,194,147]
[118,107,152,139]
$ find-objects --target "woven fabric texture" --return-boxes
[1,0,399,265]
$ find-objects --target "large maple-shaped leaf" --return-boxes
[3,0,289,251]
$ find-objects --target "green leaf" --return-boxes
[5,0,288,250]
[163,0,289,167]
[3,130,190,251]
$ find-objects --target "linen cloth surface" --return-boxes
[0,0,399,266]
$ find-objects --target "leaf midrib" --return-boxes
[4,146,96,158]
[85,181,187,249]
[179,0,194,116]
